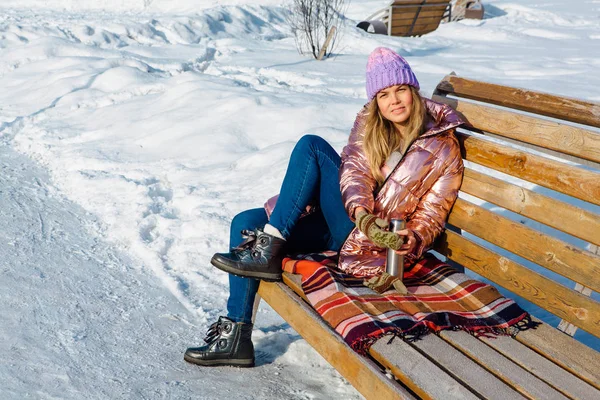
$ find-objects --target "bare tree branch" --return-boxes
[286,0,346,60]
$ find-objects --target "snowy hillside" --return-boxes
[1,0,599,398]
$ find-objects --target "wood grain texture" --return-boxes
[370,339,479,400]
[558,284,593,336]
[457,131,600,206]
[434,75,600,127]
[448,198,600,293]
[410,334,524,399]
[478,335,600,399]
[434,230,600,338]
[391,0,449,6]
[515,317,600,390]
[440,331,569,399]
[391,8,446,20]
[432,95,600,163]
[257,280,414,400]
[460,168,600,246]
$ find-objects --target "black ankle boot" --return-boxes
[184,316,254,367]
[211,228,286,282]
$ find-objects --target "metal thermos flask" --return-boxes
[386,219,405,279]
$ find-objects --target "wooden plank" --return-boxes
[392,0,449,6]
[409,16,446,25]
[283,273,519,399]
[391,0,427,5]
[448,198,600,293]
[410,23,443,35]
[515,317,600,390]
[391,12,419,23]
[391,8,446,20]
[392,23,442,36]
[558,245,600,335]
[257,280,414,399]
[460,168,600,247]
[409,334,524,399]
[433,95,600,163]
[457,131,600,206]
[317,26,336,61]
[434,75,600,128]
[479,335,600,399]
[558,284,593,335]
[282,272,306,300]
[370,339,479,400]
[434,230,600,337]
[439,331,569,399]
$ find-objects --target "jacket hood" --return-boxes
[419,98,464,139]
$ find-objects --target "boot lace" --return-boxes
[232,229,258,252]
[203,317,230,344]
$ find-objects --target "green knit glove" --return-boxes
[355,211,404,250]
[363,272,408,295]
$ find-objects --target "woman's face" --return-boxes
[376,85,413,127]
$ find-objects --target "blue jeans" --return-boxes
[227,135,355,323]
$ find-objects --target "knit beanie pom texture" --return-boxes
[366,47,420,101]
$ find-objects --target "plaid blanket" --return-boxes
[283,252,535,355]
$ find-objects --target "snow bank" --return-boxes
[0,0,286,13]
[1,0,599,397]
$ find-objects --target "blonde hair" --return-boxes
[363,87,426,185]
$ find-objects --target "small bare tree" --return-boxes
[287,0,347,60]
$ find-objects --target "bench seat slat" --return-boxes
[370,339,479,400]
[432,95,600,164]
[435,230,600,337]
[457,131,600,206]
[439,331,569,399]
[479,335,600,399]
[258,278,414,400]
[435,75,600,127]
[515,317,600,390]
[410,334,524,399]
[448,198,600,293]
[461,168,600,247]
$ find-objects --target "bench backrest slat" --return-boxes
[449,198,600,293]
[391,0,448,5]
[435,231,600,337]
[432,75,600,340]
[391,8,448,21]
[457,132,600,206]
[433,95,600,164]
[461,168,600,247]
[389,0,449,36]
[435,75,600,128]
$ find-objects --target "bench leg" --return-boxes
[251,294,262,324]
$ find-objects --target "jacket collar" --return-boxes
[419,98,464,139]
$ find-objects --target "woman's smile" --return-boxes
[376,84,414,127]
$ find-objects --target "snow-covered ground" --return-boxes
[1,0,599,398]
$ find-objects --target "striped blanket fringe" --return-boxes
[283,252,539,356]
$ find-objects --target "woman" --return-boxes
[184,47,463,367]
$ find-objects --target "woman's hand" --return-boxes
[355,211,404,250]
[394,229,417,256]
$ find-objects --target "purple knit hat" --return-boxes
[366,47,420,101]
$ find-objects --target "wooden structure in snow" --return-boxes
[257,75,600,399]
[357,0,451,37]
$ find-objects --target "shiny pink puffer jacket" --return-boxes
[264,98,464,277]
[339,98,464,277]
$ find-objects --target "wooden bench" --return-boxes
[446,0,485,22]
[258,75,600,399]
[358,0,450,37]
